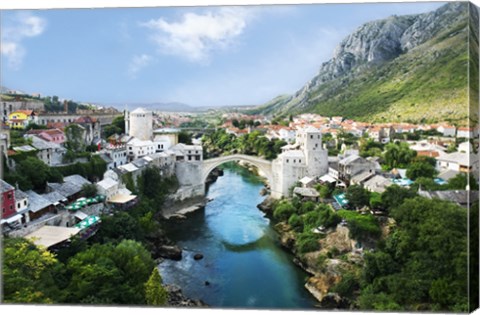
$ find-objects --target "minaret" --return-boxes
[124,105,130,136]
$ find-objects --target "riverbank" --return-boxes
[256,197,364,309]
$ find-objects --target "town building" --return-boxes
[8,110,37,129]
[126,138,156,161]
[153,128,179,150]
[24,134,67,166]
[26,128,66,144]
[126,108,153,141]
[170,143,203,162]
[271,126,329,198]
[1,100,44,123]
[337,155,375,185]
[99,145,128,170]
[47,175,91,202]
[1,180,16,221]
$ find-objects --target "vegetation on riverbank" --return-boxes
[2,166,179,306]
[266,184,473,312]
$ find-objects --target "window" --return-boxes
[299,159,301,163]
[17,203,21,208]
[286,159,289,163]
[294,159,296,163]
[310,135,313,139]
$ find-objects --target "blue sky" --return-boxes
[1,2,446,107]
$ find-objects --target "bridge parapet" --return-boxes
[201,154,273,185]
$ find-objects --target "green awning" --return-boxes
[75,215,101,229]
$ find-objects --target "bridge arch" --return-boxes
[201,154,274,186]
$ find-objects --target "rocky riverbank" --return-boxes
[165,284,208,307]
[257,198,363,309]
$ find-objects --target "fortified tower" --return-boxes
[303,126,328,177]
[271,126,328,198]
[129,108,153,141]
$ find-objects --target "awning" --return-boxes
[1,213,23,224]
[319,174,337,183]
[75,215,100,229]
[108,194,137,204]
[25,226,81,248]
[74,211,88,221]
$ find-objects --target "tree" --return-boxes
[65,124,85,152]
[383,142,416,169]
[380,185,416,213]
[178,131,193,145]
[66,240,154,304]
[448,173,479,190]
[406,161,436,180]
[81,183,97,198]
[359,197,469,312]
[18,157,50,190]
[145,269,168,306]
[3,238,63,303]
[345,185,370,209]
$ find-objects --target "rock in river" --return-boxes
[156,245,183,261]
[193,253,204,260]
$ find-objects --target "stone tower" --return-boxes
[129,108,153,141]
[124,108,130,136]
[303,126,328,177]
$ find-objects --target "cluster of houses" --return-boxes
[220,112,477,144]
[290,138,477,209]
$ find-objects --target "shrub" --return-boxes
[273,201,296,221]
[288,214,304,232]
[296,232,320,254]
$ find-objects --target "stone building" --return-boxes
[271,126,328,198]
[126,108,153,141]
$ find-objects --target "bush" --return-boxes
[288,214,304,232]
[273,201,296,221]
[296,232,320,254]
[338,210,381,241]
[332,272,359,298]
[300,201,316,214]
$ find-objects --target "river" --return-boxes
[159,163,318,309]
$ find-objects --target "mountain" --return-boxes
[254,2,474,124]
[101,102,201,113]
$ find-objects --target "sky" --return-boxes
[0,1,448,108]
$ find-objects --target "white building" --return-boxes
[153,128,179,150]
[127,108,153,141]
[170,143,203,162]
[100,146,128,170]
[271,126,328,198]
[436,124,456,137]
[24,135,66,166]
[126,138,155,161]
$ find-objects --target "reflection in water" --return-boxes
[159,163,317,309]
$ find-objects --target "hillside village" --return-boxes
[1,89,479,310]
[1,89,478,248]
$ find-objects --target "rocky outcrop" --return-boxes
[257,196,276,214]
[258,2,469,119]
[165,284,207,307]
[153,245,183,261]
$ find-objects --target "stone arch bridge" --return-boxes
[201,154,273,186]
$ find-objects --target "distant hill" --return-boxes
[98,102,200,113]
[252,2,477,125]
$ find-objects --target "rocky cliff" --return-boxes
[255,2,472,124]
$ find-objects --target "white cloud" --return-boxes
[141,7,250,62]
[128,54,153,78]
[1,12,46,70]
